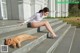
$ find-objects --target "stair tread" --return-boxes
[27,25,70,53]
[0,22,63,41]
[8,32,47,53]
[0,19,61,36]
[0,20,62,35]
[0,28,31,39]
[0,19,58,28]
[0,20,20,27]
[52,26,76,53]
[7,22,65,53]
[70,28,80,53]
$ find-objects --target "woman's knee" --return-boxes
[42,21,49,26]
[44,21,49,25]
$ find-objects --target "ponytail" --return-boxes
[38,7,49,13]
[38,9,43,13]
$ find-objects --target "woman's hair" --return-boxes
[39,9,43,13]
[38,7,49,13]
[43,7,49,12]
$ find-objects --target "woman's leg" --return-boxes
[31,21,57,37]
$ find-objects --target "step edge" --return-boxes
[0,19,58,29]
[0,20,62,34]
[12,22,66,53]
[0,20,63,41]
[47,24,71,53]
[12,33,47,53]
[52,26,76,53]
[68,26,76,53]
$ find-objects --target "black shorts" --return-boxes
[27,22,32,27]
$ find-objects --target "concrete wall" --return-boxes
[0,0,2,20]
[0,0,7,20]
[0,0,69,20]
[6,0,19,20]
[18,0,32,20]
[18,0,48,21]
[48,0,56,17]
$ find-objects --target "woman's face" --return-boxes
[43,12,49,16]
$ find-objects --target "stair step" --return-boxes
[27,24,71,53]
[8,32,47,53]
[69,28,80,53]
[0,20,20,27]
[0,19,59,34]
[0,20,63,45]
[43,19,59,23]
[52,26,76,53]
[7,22,66,53]
[0,19,58,27]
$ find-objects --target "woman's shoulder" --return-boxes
[36,12,41,16]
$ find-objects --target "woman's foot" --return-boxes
[51,33,58,38]
[47,33,58,39]
[51,35,58,39]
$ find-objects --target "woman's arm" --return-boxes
[20,14,36,26]
[20,19,30,26]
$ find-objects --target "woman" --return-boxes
[20,7,57,38]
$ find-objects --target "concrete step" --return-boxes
[0,20,20,27]
[0,19,59,34]
[69,28,80,53]
[27,24,71,53]
[0,20,63,43]
[8,32,47,53]
[0,19,58,27]
[3,22,67,53]
[43,19,59,23]
[52,26,76,53]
